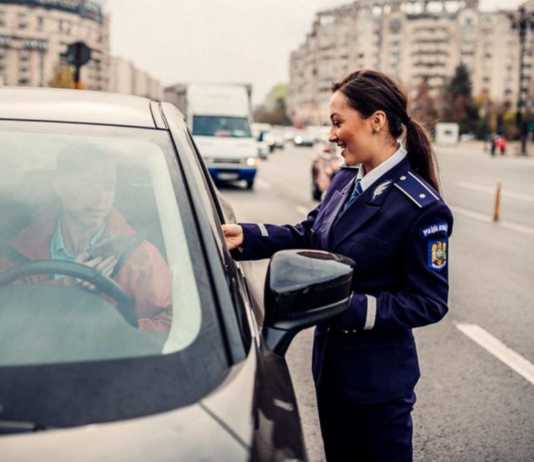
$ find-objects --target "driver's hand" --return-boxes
[64,253,118,289]
[222,224,244,250]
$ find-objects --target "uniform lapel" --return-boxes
[330,159,410,250]
[322,173,355,248]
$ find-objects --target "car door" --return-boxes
[162,104,308,461]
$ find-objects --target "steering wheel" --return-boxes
[0,260,137,327]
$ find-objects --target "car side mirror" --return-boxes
[262,249,354,356]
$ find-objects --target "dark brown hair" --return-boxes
[333,69,440,192]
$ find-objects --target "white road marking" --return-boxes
[456,323,534,386]
[296,206,309,216]
[452,206,534,236]
[451,206,491,223]
[500,221,534,236]
[255,178,272,190]
[456,181,534,203]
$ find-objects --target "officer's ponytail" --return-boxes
[333,70,440,192]
[404,118,439,192]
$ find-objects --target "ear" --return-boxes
[370,110,387,134]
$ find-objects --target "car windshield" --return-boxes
[192,115,252,138]
[0,121,230,429]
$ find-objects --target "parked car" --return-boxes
[311,143,344,201]
[0,88,354,462]
[293,130,315,147]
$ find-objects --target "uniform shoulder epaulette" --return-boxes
[393,171,441,208]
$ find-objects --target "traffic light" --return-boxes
[64,41,91,88]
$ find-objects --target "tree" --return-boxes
[409,78,439,132]
[441,63,479,134]
[49,63,76,89]
[254,83,292,125]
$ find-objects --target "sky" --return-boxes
[104,0,525,104]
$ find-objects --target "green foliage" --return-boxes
[254,82,292,125]
[441,63,479,134]
[448,63,472,98]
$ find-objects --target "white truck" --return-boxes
[165,83,258,189]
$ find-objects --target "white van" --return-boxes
[187,84,258,189]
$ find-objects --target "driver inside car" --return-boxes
[0,146,172,332]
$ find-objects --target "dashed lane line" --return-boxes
[456,181,534,203]
[456,323,534,386]
[452,206,534,236]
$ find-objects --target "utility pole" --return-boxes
[508,6,534,156]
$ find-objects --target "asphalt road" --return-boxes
[220,141,534,462]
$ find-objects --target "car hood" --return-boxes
[194,136,257,159]
[1,351,259,461]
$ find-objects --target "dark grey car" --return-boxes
[0,88,353,461]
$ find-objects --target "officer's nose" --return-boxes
[328,127,337,143]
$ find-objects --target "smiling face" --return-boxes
[328,91,376,167]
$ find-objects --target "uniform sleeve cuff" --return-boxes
[333,294,377,331]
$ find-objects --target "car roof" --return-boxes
[0,88,159,128]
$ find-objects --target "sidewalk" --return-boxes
[436,140,534,159]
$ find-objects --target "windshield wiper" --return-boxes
[0,420,49,434]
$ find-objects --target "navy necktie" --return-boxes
[342,178,363,213]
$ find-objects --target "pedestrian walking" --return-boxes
[490,133,497,157]
[222,69,453,462]
[495,135,507,156]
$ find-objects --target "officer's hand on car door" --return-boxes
[222,224,244,250]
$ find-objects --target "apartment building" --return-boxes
[0,0,110,90]
[109,55,163,100]
[288,0,529,125]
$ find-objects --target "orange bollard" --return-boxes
[493,182,502,222]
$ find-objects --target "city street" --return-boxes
[221,142,534,462]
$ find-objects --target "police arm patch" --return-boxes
[427,238,448,270]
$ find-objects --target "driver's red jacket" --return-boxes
[0,208,172,332]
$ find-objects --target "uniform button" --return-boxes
[419,193,426,199]
[400,176,407,181]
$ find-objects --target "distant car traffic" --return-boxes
[293,130,315,147]
[0,88,354,462]
[311,142,344,201]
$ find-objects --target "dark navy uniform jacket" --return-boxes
[234,157,453,404]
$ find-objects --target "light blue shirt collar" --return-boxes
[49,219,106,262]
[356,144,407,192]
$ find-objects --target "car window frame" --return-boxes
[160,104,252,361]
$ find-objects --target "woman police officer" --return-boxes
[222,70,453,462]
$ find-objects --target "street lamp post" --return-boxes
[509,6,534,156]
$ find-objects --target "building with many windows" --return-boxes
[0,0,110,90]
[288,0,529,125]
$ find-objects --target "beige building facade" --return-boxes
[108,55,163,100]
[0,0,110,90]
[288,0,530,125]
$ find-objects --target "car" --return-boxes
[255,129,272,159]
[293,130,315,148]
[0,88,354,461]
[311,142,344,201]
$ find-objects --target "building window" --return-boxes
[37,16,44,31]
[18,13,28,30]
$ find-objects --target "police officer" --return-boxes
[223,70,453,462]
